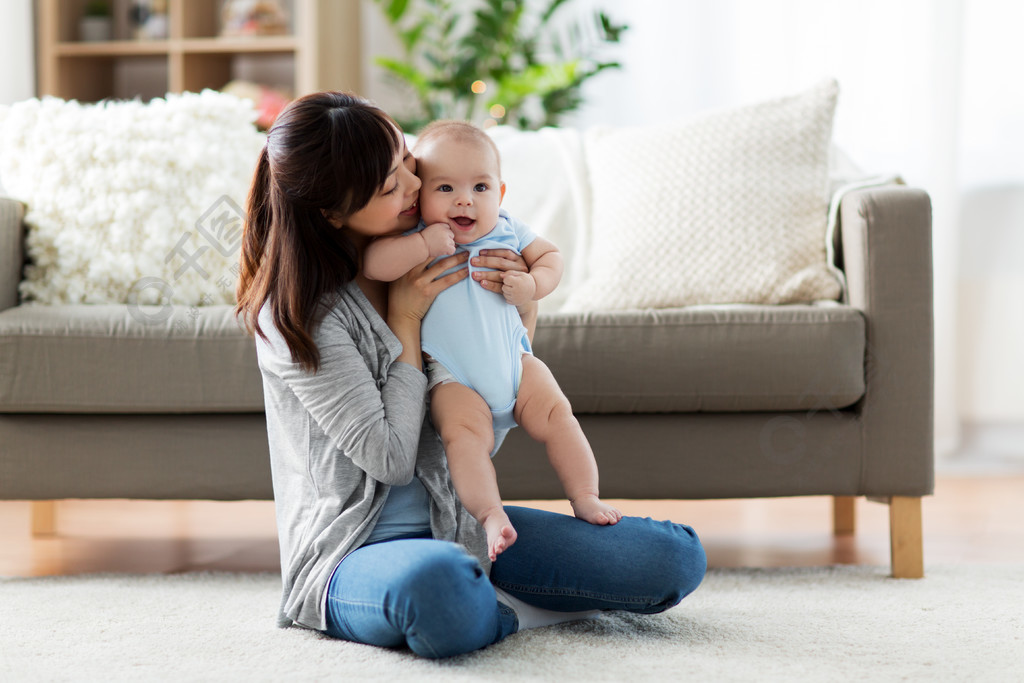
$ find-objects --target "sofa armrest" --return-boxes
[839,185,934,495]
[0,197,25,312]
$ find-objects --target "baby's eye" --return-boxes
[438,184,453,192]
[474,183,488,192]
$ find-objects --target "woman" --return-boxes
[236,91,706,659]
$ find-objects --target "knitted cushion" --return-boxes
[0,91,264,306]
[562,79,842,312]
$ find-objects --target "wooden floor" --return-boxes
[2,474,1022,577]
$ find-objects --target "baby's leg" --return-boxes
[513,355,622,525]
[431,382,516,561]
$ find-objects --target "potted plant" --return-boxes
[79,0,113,42]
[372,0,627,132]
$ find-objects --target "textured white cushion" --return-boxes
[488,126,590,313]
[0,91,264,306]
[562,79,842,312]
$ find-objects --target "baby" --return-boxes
[364,121,621,561]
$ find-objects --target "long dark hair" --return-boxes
[236,91,401,372]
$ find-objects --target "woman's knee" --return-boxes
[389,542,488,607]
[391,543,499,658]
[648,523,707,611]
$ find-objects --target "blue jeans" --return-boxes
[323,506,706,658]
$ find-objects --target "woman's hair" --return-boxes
[236,91,401,372]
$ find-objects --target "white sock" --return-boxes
[494,587,601,631]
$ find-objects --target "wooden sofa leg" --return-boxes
[889,496,924,579]
[832,496,856,535]
[31,500,57,536]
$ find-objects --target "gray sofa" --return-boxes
[0,185,933,577]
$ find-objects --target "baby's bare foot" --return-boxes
[482,510,518,562]
[571,495,623,526]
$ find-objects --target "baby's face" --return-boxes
[415,137,505,244]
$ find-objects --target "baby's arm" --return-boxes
[364,223,456,281]
[500,236,563,306]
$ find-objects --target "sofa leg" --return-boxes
[889,496,924,579]
[832,496,856,535]
[31,500,57,536]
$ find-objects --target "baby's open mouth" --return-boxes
[452,216,475,228]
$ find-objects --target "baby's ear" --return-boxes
[499,182,507,204]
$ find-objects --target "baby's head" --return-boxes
[414,121,506,244]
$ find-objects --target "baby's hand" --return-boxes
[422,222,456,258]
[480,508,518,562]
[500,270,536,306]
[570,494,623,526]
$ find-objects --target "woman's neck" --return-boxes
[355,272,388,319]
[345,229,388,318]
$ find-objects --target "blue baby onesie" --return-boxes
[418,209,537,430]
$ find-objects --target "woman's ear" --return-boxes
[320,208,344,228]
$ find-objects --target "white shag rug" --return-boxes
[2,565,1021,682]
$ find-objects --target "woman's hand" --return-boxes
[472,249,539,343]
[470,249,528,294]
[389,251,469,323]
[387,251,468,369]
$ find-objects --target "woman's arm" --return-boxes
[256,253,468,484]
[387,251,469,369]
[257,312,426,485]
[516,300,539,344]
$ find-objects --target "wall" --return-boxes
[957,187,1024,421]
[0,0,34,194]
[0,0,34,106]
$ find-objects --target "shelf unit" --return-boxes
[36,0,361,102]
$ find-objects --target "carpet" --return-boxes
[2,565,1021,682]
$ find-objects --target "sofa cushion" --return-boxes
[534,302,865,413]
[0,304,263,413]
[563,79,842,312]
[0,92,264,306]
[0,302,864,415]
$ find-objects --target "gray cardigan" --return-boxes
[255,281,487,630]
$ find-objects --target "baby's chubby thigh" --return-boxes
[511,354,576,440]
[430,381,496,454]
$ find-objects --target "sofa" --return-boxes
[0,82,933,578]
[0,176,933,576]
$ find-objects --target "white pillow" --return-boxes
[562,79,842,312]
[487,126,590,313]
[0,91,264,306]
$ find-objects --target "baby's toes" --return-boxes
[584,510,609,525]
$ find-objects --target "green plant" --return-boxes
[373,0,627,132]
[84,0,111,17]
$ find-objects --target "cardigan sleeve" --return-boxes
[256,303,428,486]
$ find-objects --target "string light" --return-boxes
[489,104,506,119]
[471,80,487,94]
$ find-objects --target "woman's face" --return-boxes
[342,137,421,239]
